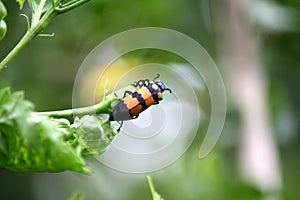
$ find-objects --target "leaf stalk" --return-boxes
[37,97,113,120]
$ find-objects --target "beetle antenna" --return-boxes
[153,73,160,81]
[165,88,172,93]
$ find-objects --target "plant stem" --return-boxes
[147,176,156,200]
[0,0,92,72]
[56,0,91,14]
[0,10,56,71]
[38,99,112,119]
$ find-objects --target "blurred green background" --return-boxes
[0,0,300,199]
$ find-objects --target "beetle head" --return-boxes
[155,81,172,93]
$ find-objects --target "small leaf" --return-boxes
[0,20,7,41]
[28,0,59,13]
[16,0,26,9]
[0,1,7,19]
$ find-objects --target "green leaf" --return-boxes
[28,0,59,13]
[0,20,7,41]
[73,115,118,155]
[16,0,26,9]
[0,1,7,19]
[0,87,90,174]
[0,87,120,174]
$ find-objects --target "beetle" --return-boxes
[109,74,172,121]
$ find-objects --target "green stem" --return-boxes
[37,99,112,119]
[147,176,156,200]
[59,0,83,8]
[56,0,91,14]
[0,0,92,72]
[0,9,56,71]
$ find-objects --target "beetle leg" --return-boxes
[136,79,145,87]
[132,79,145,87]
[153,73,160,81]
[143,79,150,86]
[132,78,150,88]
[131,81,138,87]
[132,114,139,119]
[123,90,133,98]
[117,121,123,132]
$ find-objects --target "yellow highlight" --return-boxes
[77,59,144,105]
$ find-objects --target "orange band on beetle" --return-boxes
[138,87,152,100]
[130,105,143,116]
[126,97,140,109]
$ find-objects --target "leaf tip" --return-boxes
[16,0,26,10]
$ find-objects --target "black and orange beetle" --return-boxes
[109,74,172,121]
